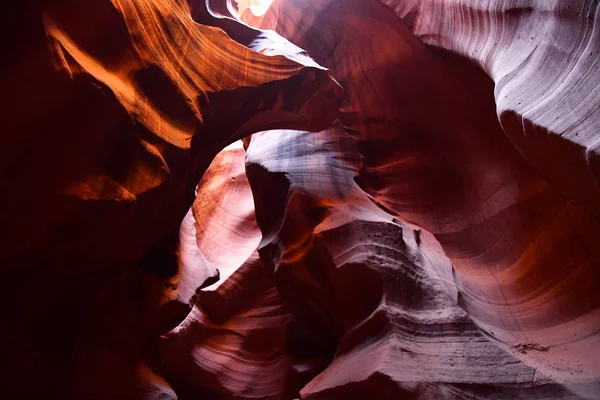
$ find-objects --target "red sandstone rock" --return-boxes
[245,127,576,398]
[0,0,337,396]
[242,0,600,396]
[2,0,600,398]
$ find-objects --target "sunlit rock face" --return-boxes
[242,0,600,397]
[0,0,337,396]
[155,143,331,398]
[2,0,600,398]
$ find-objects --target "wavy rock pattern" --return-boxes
[167,141,260,311]
[244,128,582,399]
[0,0,337,396]
[156,142,329,399]
[384,0,600,218]
[241,0,600,397]
[158,251,318,399]
[260,0,600,215]
[2,0,600,398]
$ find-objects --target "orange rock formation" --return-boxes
[1,0,599,398]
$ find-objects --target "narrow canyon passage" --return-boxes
[1,0,599,398]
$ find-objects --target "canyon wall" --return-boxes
[1,0,599,398]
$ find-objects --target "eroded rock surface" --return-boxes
[2,0,600,398]
[0,0,337,396]
[242,0,600,393]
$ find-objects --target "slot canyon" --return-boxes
[2,0,600,398]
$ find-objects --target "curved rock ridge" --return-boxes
[158,251,329,399]
[0,0,338,395]
[241,0,600,388]
[383,0,600,219]
[43,0,340,151]
[2,0,600,398]
[156,143,329,399]
[168,141,260,311]
[245,127,586,399]
[254,0,600,217]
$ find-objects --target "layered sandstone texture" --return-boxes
[1,0,599,399]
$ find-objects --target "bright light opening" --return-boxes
[236,0,275,17]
